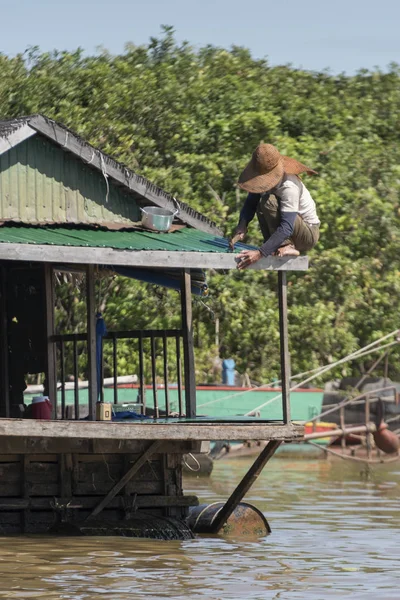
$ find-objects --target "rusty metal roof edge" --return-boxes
[24,115,222,236]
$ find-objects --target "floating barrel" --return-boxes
[187,502,270,537]
[373,423,400,454]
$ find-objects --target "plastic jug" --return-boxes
[31,396,52,420]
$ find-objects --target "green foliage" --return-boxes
[2,28,400,383]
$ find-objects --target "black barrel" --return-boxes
[187,502,270,537]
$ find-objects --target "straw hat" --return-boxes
[238,144,317,193]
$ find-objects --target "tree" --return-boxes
[1,29,399,383]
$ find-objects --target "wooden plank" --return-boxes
[0,495,199,510]
[162,332,170,415]
[59,454,73,497]
[209,440,282,533]
[176,334,183,416]
[0,243,310,272]
[86,440,163,520]
[77,479,162,496]
[0,437,205,455]
[150,334,159,418]
[278,272,291,424]
[22,455,30,532]
[53,329,182,342]
[86,265,97,421]
[0,265,10,417]
[60,341,66,419]
[73,339,79,419]
[181,269,196,418]
[138,332,145,413]
[0,419,304,441]
[44,264,57,418]
[112,335,118,405]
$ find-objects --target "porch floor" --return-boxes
[0,418,303,441]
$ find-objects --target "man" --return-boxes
[230,143,320,270]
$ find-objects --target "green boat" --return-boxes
[25,383,324,422]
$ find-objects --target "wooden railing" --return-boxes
[52,329,184,420]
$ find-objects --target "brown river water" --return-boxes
[0,456,399,599]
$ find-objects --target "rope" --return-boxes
[244,335,400,416]
[183,453,201,472]
[307,441,400,465]
[99,152,110,203]
[197,331,399,411]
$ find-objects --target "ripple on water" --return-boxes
[0,458,398,598]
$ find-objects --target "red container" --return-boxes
[31,396,52,420]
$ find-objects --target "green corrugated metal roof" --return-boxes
[0,224,253,253]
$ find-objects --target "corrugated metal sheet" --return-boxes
[0,224,253,253]
[0,136,140,226]
[0,115,220,235]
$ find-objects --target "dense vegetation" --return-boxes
[1,27,400,384]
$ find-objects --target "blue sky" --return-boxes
[1,0,399,74]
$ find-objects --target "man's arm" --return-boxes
[229,192,261,250]
[239,193,262,224]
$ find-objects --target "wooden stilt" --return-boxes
[278,271,291,424]
[86,265,97,421]
[0,265,10,418]
[181,269,196,418]
[44,264,57,418]
[209,440,282,534]
[86,440,163,520]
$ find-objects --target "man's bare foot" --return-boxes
[275,244,300,257]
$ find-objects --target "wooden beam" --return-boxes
[209,440,282,533]
[86,440,163,520]
[0,243,309,272]
[0,418,304,441]
[44,264,57,418]
[181,269,196,418]
[278,272,291,424]
[0,437,208,455]
[86,265,97,421]
[0,494,199,510]
[0,266,10,417]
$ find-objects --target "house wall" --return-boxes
[0,135,140,226]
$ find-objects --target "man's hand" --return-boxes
[229,220,248,251]
[236,249,262,270]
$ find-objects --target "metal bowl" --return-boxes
[140,202,179,232]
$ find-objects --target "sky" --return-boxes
[1,0,399,74]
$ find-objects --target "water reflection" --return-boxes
[0,457,398,599]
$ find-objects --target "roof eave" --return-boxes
[0,121,36,156]
[0,241,309,271]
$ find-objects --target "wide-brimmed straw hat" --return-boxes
[238,143,317,193]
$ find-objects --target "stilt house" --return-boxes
[0,115,306,535]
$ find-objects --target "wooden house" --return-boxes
[0,115,306,536]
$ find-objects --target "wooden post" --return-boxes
[181,269,196,418]
[86,265,97,421]
[209,440,282,533]
[278,272,291,424]
[0,266,10,417]
[44,264,57,418]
